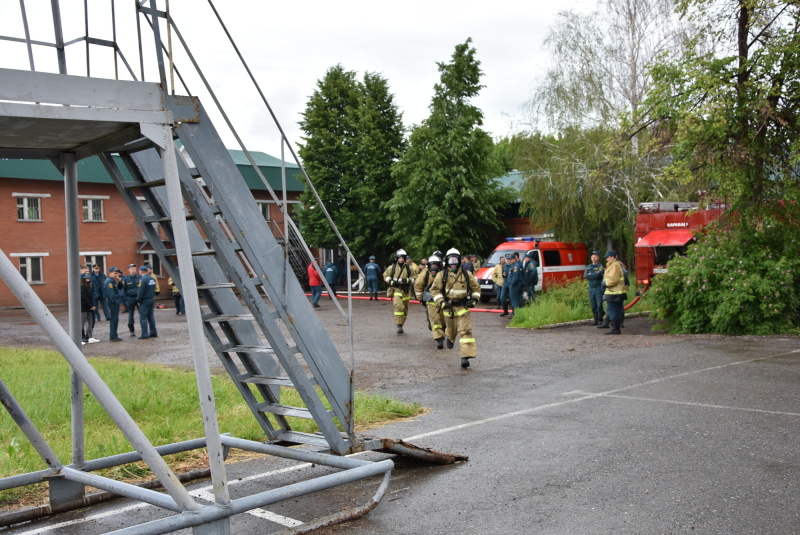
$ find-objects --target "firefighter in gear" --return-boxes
[414,254,445,349]
[601,250,625,335]
[384,249,414,334]
[584,251,605,325]
[491,256,506,309]
[431,248,481,368]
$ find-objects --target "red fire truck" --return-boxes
[476,238,587,303]
[634,202,725,290]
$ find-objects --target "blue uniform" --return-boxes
[506,259,523,313]
[91,271,110,321]
[363,261,382,296]
[521,257,539,303]
[103,276,124,340]
[136,273,158,338]
[323,262,339,297]
[585,262,605,319]
[121,273,141,330]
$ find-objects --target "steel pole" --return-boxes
[0,249,200,512]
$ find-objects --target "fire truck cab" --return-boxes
[475,238,587,303]
[635,202,725,289]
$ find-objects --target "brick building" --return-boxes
[0,150,303,307]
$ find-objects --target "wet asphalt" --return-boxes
[1,299,798,534]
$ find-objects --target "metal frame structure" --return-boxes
[0,1,412,533]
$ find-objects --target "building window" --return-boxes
[16,197,41,221]
[257,201,271,221]
[82,198,105,222]
[142,252,162,277]
[84,255,107,272]
[10,253,48,284]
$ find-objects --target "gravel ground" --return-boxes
[0,295,697,393]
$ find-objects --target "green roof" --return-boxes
[0,149,305,192]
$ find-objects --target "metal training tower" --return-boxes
[0,1,462,533]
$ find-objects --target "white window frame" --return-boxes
[141,252,163,277]
[81,252,111,273]
[80,195,109,222]
[13,193,50,221]
[10,252,49,284]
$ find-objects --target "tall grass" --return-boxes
[508,279,643,328]
[0,347,423,505]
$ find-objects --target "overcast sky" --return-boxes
[3,0,595,160]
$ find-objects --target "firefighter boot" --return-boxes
[597,314,609,329]
[460,357,470,369]
[590,312,599,326]
[396,325,404,335]
[619,314,625,328]
[500,302,509,317]
[604,320,621,335]
[436,337,444,350]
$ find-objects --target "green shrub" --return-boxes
[649,226,800,335]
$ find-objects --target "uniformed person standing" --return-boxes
[506,252,523,319]
[383,249,414,334]
[136,265,158,339]
[90,264,110,322]
[121,263,141,337]
[491,256,506,309]
[601,250,625,335]
[521,251,539,304]
[431,248,481,368]
[584,251,605,325]
[364,256,382,300]
[103,267,124,342]
[498,253,513,316]
[414,253,445,349]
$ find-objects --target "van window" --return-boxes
[543,250,561,266]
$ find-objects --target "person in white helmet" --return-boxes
[414,253,446,349]
[430,248,481,368]
[383,249,415,334]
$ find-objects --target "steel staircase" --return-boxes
[100,98,357,455]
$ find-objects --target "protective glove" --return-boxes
[465,298,477,308]
[438,301,447,310]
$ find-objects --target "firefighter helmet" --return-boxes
[445,248,461,267]
[428,254,442,266]
[395,248,407,260]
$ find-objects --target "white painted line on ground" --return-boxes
[14,349,798,534]
[582,392,800,417]
[191,489,303,527]
[405,349,800,441]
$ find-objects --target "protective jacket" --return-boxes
[602,258,626,296]
[383,262,414,292]
[430,267,481,308]
[491,263,504,287]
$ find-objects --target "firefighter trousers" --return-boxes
[425,302,445,340]
[443,306,476,358]
[389,287,410,325]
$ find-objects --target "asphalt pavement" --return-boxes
[1,298,798,534]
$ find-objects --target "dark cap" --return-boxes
[108,266,119,272]
[128,263,137,268]
[139,265,150,271]
[369,255,376,260]
[92,264,100,269]
[605,250,618,258]
[591,251,601,256]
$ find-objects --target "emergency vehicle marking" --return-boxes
[666,222,689,227]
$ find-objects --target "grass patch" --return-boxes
[508,279,645,328]
[0,347,424,506]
